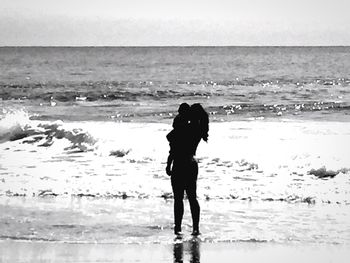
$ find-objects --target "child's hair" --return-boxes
[173,103,190,129]
[178,103,190,115]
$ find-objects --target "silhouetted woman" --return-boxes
[166,103,209,236]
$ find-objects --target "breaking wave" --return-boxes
[0,109,96,152]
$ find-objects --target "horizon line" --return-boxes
[1,45,349,48]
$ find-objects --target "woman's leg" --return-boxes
[187,189,200,233]
[186,160,200,233]
[171,175,184,234]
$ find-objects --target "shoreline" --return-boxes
[0,240,349,263]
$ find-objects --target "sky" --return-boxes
[0,0,349,46]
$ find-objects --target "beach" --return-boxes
[1,46,350,261]
[1,240,350,263]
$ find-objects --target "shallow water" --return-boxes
[1,197,349,245]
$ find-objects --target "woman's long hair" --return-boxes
[190,103,209,142]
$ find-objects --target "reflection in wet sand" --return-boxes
[173,239,200,263]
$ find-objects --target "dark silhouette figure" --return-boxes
[166,103,191,150]
[166,103,209,236]
[173,240,201,263]
[173,243,184,263]
[189,239,201,263]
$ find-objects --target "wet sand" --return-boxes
[0,240,349,263]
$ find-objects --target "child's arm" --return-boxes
[173,115,181,128]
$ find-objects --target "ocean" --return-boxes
[0,47,350,245]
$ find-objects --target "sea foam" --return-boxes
[0,120,349,205]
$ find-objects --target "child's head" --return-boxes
[178,103,190,116]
